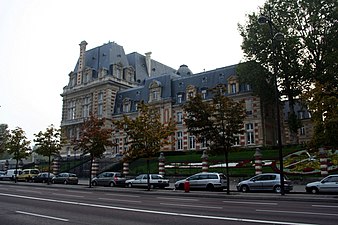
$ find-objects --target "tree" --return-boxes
[184,84,246,194]
[73,114,113,187]
[34,124,62,184]
[0,124,9,155]
[5,127,31,182]
[237,0,337,145]
[115,102,176,191]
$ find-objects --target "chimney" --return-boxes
[77,41,88,85]
[145,52,152,77]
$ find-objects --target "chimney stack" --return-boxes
[77,40,88,85]
[145,52,152,77]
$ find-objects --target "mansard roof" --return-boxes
[73,41,175,83]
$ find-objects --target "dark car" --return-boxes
[32,172,55,183]
[236,173,293,193]
[91,172,126,187]
[125,174,169,189]
[52,173,78,185]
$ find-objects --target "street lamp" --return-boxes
[258,13,285,195]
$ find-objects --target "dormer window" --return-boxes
[123,98,131,113]
[149,80,162,102]
[201,89,207,99]
[227,75,239,94]
[186,85,196,100]
[177,94,183,104]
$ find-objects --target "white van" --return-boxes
[0,169,23,181]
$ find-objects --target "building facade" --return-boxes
[60,41,280,157]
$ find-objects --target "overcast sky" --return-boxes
[0,0,265,144]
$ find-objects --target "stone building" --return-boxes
[60,41,279,157]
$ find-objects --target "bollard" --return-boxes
[184,180,190,193]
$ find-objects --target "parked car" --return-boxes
[92,172,126,187]
[174,172,227,191]
[0,169,23,181]
[305,174,338,194]
[52,173,78,184]
[125,174,169,189]
[236,173,293,193]
[32,172,55,183]
[17,169,40,182]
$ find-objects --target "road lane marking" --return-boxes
[15,189,42,194]
[105,193,140,198]
[16,210,69,222]
[160,203,223,209]
[52,193,84,198]
[312,204,338,208]
[257,209,338,217]
[98,197,141,203]
[0,193,316,225]
[157,197,198,201]
[223,200,277,205]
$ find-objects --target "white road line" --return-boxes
[52,193,84,198]
[257,209,338,217]
[0,193,316,225]
[98,197,141,203]
[15,189,42,194]
[16,210,69,222]
[105,193,140,198]
[223,200,277,205]
[66,190,93,194]
[160,203,222,209]
[312,204,338,208]
[157,197,198,201]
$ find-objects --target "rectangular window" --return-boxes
[298,111,304,119]
[189,135,196,150]
[98,103,103,116]
[300,126,305,135]
[233,135,240,146]
[201,90,207,99]
[98,92,103,102]
[177,131,183,150]
[231,83,237,93]
[177,94,183,104]
[201,137,207,148]
[245,99,253,115]
[246,123,254,144]
[82,97,90,118]
[68,101,76,120]
[177,112,183,124]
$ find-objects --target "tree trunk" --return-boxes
[147,159,150,191]
[47,155,51,185]
[225,150,230,195]
[89,156,93,188]
[14,159,18,183]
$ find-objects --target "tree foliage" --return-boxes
[238,0,337,146]
[73,114,113,187]
[184,84,246,194]
[115,102,176,190]
[5,127,31,182]
[0,124,9,155]
[34,124,62,184]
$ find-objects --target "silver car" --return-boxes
[174,172,227,191]
[305,175,338,194]
[91,172,126,187]
[125,174,169,189]
[237,173,293,193]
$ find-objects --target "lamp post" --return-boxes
[258,13,285,195]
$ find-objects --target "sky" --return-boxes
[0,0,265,144]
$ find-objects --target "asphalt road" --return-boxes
[0,181,338,225]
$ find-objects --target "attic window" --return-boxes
[202,77,207,83]
[179,82,184,87]
[152,68,156,71]
[92,57,96,60]
[187,72,191,75]
[102,53,106,56]
[117,54,121,57]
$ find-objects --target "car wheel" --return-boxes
[240,185,250,193]
[52,180,55,184]
[64,180,68,185]
[206,184,214,191]
[109,182,115,187]
[310,187,319,194]
[178,183,184,190]
[92,181,97,186]
[42,179,45,183]
[149,184,155,189]
[274,185,281,193]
